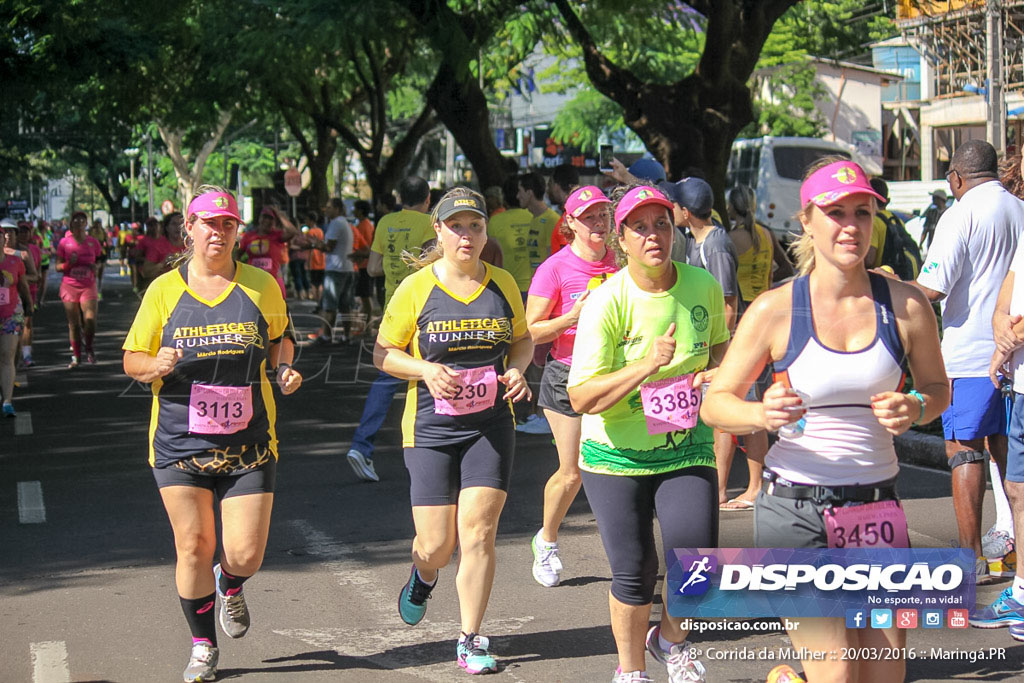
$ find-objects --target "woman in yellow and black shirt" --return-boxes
[375,187,533,675]
[123,186,301,683]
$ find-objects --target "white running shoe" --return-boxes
[983,526,1014,560]
[346,448,379,482]
[612,668,654,683]
[646,625,707,682]
[531,529,563,587]
[516,414,552,434]
[213,564,250,638]
[183,641,218,682]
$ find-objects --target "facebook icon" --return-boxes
[846,609,867,629]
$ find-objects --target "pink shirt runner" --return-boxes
[56,235,101,288]
[25,243,41,300]
[528,246,618,365]
[0,253,26,319]
[239,230,287,295]
[141,235,180,264]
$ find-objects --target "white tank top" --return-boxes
[765,273,906,486]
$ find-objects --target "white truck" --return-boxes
[726,136,854,240]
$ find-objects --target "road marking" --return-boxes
[15,411,33,435]
[30,641,70,683]
[281,520,530,681]
[15,372,27,387]
[17,481,46,523]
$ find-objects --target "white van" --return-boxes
[726,136,852,240]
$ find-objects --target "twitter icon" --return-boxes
[871,609,893,629]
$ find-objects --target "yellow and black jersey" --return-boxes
[123,262,289,467]
[379,262,527,448]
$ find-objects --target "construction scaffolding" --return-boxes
[899,0,1024,99]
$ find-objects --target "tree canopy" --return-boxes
[0,0,901,220]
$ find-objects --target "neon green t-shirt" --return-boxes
[567,262,730,476]
[528,208,559,272]
[370,209,434,305]
[488,208,533,292]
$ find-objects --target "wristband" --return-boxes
[275,363,291,374]
[907,389,926,425]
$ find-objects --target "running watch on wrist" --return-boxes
[907,389,926,425]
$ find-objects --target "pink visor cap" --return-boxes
[799,161,884,208]
[187,192,242,222]
[564,185,611,218]
[614,186,675,231]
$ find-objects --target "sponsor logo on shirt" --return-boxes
[424,317,512,345]
[618,333,645,349]
[692,340,708,352]
[172,322,263,350]
[691,305,709,332]
[922,261,938,274]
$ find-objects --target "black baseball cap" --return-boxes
[436,194,487,222]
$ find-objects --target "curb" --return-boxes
[895,429,948,471]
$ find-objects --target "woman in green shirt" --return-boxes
[567,185,729,683]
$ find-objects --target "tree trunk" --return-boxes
[426,59,509,190]
[552,0,799,216]
[156,108,233,206]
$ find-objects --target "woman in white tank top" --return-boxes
[701,158,949,683]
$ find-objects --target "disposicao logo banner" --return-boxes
[666,548,975,618]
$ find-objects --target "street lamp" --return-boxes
[125,147,140,223]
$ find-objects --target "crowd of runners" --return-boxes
[10,140,1024,682]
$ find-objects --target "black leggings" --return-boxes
[581,466,718,606]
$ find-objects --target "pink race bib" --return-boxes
[825,500,910,549]
[70,265,93,280]
[434,366,497,416]
[0,289,8,306]
[640,374,701,435]
[249,257,274,271]
[188,384,253,435]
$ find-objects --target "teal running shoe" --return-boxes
[457,632,498,674]
[398,565,434,625]
[969,587,1024,628]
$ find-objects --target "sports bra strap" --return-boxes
[868,271,906,365]
[776,275,813,371]
[776,272,905,371]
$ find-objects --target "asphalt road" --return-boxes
[2,269,1023,682]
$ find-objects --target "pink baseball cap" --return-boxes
[799,160,884,208]
[564,185,611,218]
[187,191,242,222]
[613,186,675,232]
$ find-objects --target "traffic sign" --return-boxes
[161,200,175,215]
[284,168,302,197]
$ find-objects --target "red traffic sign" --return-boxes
[284,168,302,197]
[161,200,175,215]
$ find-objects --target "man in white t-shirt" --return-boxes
[916,140,1023,584]
[313,197,355,344]
[980,220,1024,632]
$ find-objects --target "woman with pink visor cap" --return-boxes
[123,185,302,683]
[568,185,729,683]
[56,210,103,367]
[525,185,619,588]
[702,158,949,682]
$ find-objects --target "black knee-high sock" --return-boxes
[180,593,218,646]
[217,567,251,597]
